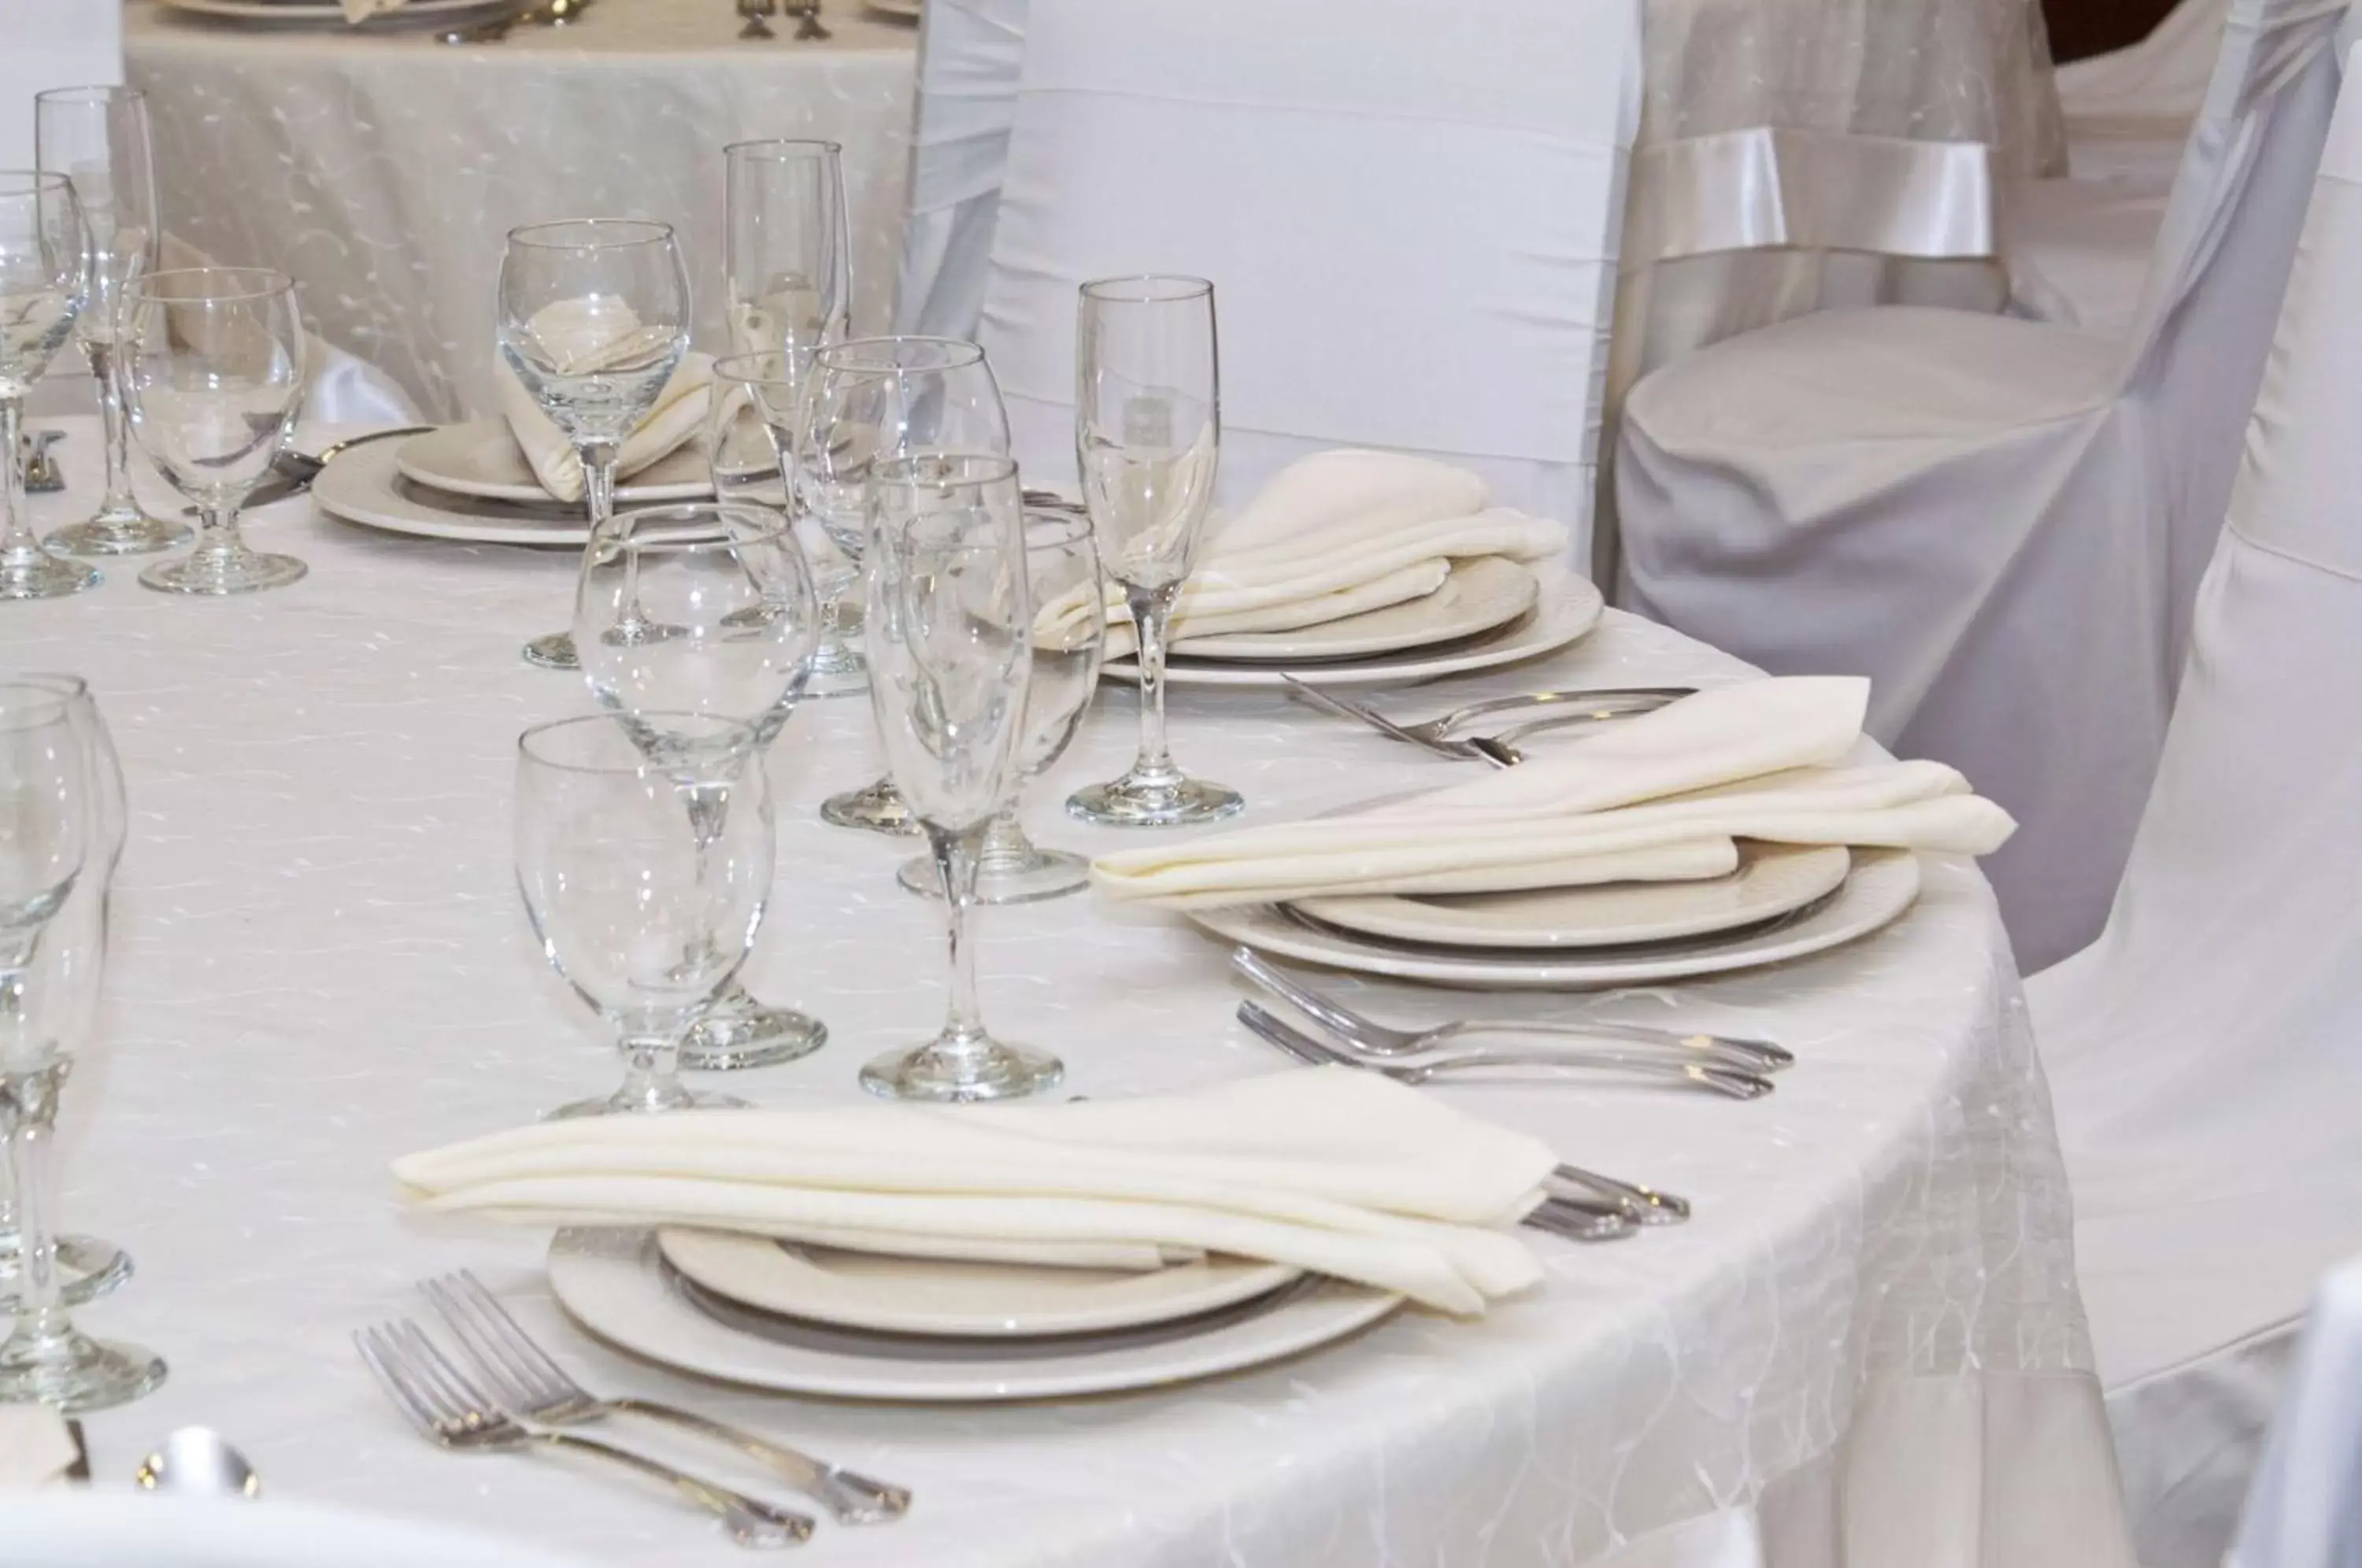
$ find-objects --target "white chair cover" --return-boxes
[974,0,1638,563]
[1617,0,2345,971]
[0,0,120,172]
[891,0,1026,339]
[2227,1258,2362,1568]
[2027,45,2362,1563]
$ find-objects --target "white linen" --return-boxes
[2027,46,2362,1564]
[0,1496,597,1568]
[492,300,713,504]
[0,0,120,172]
[0,1406,75,1494]
[2227,1257,2362,1568]
[1618,0,2346,972]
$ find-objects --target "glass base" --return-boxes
[821,775,920,836]
[139,549,305,596]
[0,1329,167,1412]
[0,545,100,601]
[0,1233,132,1312]
[897,845,1090,904]
[46,508,192,557]
[804,631,868,698]
[523,631,579,670]
[859,1038,1064,1103]
[545,1083,748,1120]
[1068,771,1244,827]
[679,984,828,1071]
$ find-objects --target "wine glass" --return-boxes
[897,508,1107,903]
[35,87,187,559]
[0,170,94,601]
[514,712,774,1120]
[724,139,847,361]
[797,336,1011,834]
[0,682,167,1410]
[117,267,309,596]
[860,453,1061,1102]
[498,220,690,671]
[1064,276,1240,827]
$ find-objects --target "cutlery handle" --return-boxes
[1433,686,1695,730]
[533,1430,815,1548]
[1552,1163,1690,1223]
[1522,1197,1635,1242]
[609,1400,910,1523]
[1414,1050,1774,1099]
[1442,1018,1792,1072]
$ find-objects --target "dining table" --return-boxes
[2,417,2126,1566]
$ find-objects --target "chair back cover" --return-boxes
[974,0,1640,560]
[2227,1257,2362,1568]
[0,0,123,171]
[892,0,1027,339]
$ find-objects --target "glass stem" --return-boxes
[976,812,1033,876]
[0,395,31,557]
[615,1032,692,1113]
[579,439,620,534]
[87,340,139,520]
[1127,582,1182,787]
[0,1061,76,1364]
[932,824,990,1056]
[191,504,246,568]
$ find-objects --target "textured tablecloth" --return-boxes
[2,419,2122,1566]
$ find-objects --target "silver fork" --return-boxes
[354,1318,813,1548]
[1284,678,1692,765]
[423,1270,909,1524]
[22,430,64,494]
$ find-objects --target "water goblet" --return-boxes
[896,508,1107,902]
[0,170,95,601]
[1064,276,1241,827]
[859,453,1061,1102]
[515,712,774,1119]
[35,87,187,558]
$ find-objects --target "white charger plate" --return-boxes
[1168,557,1538,664]
[549,1228,1401,1403]
[158,0,523,24]
[314,438,589,546]
[657,1227,1300,1339]
[1190,849,1922,989]
[1294,842,1853,950]
[396,420,711,506]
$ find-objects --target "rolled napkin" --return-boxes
[496,297,714,505]
[1091,677,2019,907]
[393,1070,1556,1315]
[1038,450,1569,658]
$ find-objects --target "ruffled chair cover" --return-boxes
[890,0,1026,340]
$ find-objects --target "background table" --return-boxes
[8,420,2121,1564]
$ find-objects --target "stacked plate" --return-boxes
[313,421,711,546]
[159,0,531,28]
[547,1226,1401,1401]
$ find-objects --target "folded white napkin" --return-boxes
[1039,450,1568,658]
[0,1404,76,1492]
[393,1071,1555,1315]
[1091,677,2018,907]
[495,297,713,505]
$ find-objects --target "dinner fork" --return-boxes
[354,1319,814,1548]
[21,430,64,494]
[1283,677,1691,764]
[421,1270,909,1523]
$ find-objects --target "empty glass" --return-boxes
[860,454,1061,1102]
[515,712,774,1119]
[723,139,848,361]
[1065,276,1240,827]
[117,267,309,595]
[897,508,1107,903]
[35,87,187,558]
[797,337,1011,834]
[0,170,94,601]
[498,220,690,671]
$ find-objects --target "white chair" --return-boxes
[1616,0,2345,972]
[2028,43,2362,1562]
[891,0,1026,340]
[0,0,120,171]
[974,0,1638,564]
[2223,1256,2362,1568]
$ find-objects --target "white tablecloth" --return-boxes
[6,419,2119,1566]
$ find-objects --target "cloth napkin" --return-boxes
[1090,677,2018,907]
[495,297,714,505]
[0,1404,76,1492]
[341,0,406,20]
[393,1070,1556,1315]
[1038,450,1568,659]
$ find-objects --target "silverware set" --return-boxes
[1283,676,1697,765]
[20,429,64,494]
[734,0,826,40]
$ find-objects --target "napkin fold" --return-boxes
[393,1071,1556,1315]
[341,0,405,20]
[496,297,713,505]
[1090,678,2019,907]
[0,1404,76,1492]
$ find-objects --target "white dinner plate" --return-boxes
[657,1228,1301,1339]
[1106,565,1604,689]
[1293,841,1854,950]
[549,1229,1401,1403]
[396,420,712,506]
[1167,557,1538,664]
[1189,849,1922,989]
[314,438,592,546]
[158,0,524,25]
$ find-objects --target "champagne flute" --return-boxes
[860,453,1061,1102]
[117,267,309,595]
[0,170,95,601]
[1065,276,1241,827]
[35,87,187,558]
[797,336,1010,835]
[498,220,690,671]
[896,508,1107,903]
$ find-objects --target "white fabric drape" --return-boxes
[891,0,1024,340]
[0,0,120,171]
[2227,1258,2362,1568]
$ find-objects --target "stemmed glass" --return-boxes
[897,508,1107,903]
[0,682,166,1409]
[498,220,690,671]
[35,87,187,559]
[860,453,1061,1102]
[797,337,1011,834]
[117,268,309,595]
[515,712,775,1120]
[572,501,829,1071]
[0,170,94,601]
[1065,276,1241,827]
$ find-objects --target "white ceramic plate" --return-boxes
[657,1228,1301,1339]
[549,1229,1401,1403]
[396,420,712,506]
[314,438,590,546]
[158,0,523,25]
[1106,565,1604,689]
[1167,557,1538,664]
[1294,842,1854,950]
[864,0,921,17]
[1189,849,1922,989]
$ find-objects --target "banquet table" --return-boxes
[0,419,2120,1566]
